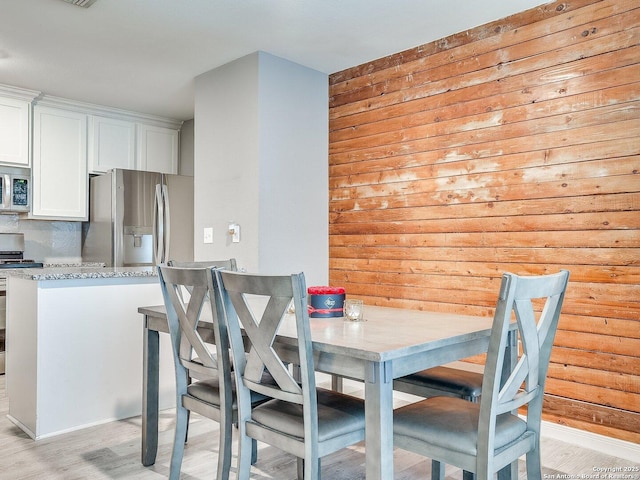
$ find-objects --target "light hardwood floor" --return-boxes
[0,375,636,480]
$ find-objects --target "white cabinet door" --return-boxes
[32,106,88,220]
[0,97,30,166]
[88,115,136,173]
[137,124,178,174]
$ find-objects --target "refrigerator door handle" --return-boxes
[162,183,171,264]
[154,183,164,265]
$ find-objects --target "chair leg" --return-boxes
[297,458,322,480]
[297,458,321,480]
[296,457,304,480]
[217,415,233,480]
[236,431,253,480]
[169,403,188,480]
[431,460,445,480]
[251,438,258,465]
[463,470,476,480]
[526,446,542,480]
[184,373,192,443]
[495,460,518,480]
[331,374,343,392]
[184,410,190,443]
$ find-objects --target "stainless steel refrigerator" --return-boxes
[82,169,193,267]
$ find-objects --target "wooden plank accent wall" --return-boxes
[328,0,640,443]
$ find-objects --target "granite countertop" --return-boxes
[42,262,106,268]
[3,265,158,281]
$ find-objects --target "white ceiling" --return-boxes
[0,0,547,121]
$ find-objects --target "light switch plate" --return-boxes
[203,227,213,244]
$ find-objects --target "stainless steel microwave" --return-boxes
[0,168,30,213]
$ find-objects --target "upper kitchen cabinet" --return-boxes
[88,113,180,175]
[136,123,179,174]
[88,115,136,173]
[0,86,182,220]
[0,84,40,167]
[31,104,88,220]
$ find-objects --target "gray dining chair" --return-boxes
[158,264,262,480]
[168,258,238,270]
[167,259,238,303]
[167,258,237,307]
[213,269,367,480]
[393,270,570,480]
[166,258,237,438]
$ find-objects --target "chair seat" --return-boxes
[394,396,527,456]
[395,365,483,399]
[187,378,228,407]
[188,374,273,408]
[251,388,365,442]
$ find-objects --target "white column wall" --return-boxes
[194,54,260,271]
[194,51,328,286]
[257,52,328,284]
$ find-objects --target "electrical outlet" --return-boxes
[203,227,213,244]
[228,223,240,243]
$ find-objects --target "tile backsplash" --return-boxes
[0,214,81,263]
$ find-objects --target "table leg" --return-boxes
[142,316,160,466]
[331,375,343,392]
[364,360,394,480]
[498,462,518,480]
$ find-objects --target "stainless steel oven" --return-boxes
[0,233,43,374]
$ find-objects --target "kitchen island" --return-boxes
[5,266,176,440]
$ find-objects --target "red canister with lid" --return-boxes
[307,286,345,318]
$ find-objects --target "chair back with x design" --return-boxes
[393,270,570,480]
[477,270,570,473]
[217,270,314,405]
[215,269,366,480]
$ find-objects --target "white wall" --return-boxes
[193,52,328,286]
[257,53,329,283]
[194,53,260,270]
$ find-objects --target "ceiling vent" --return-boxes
[61,0,98,7]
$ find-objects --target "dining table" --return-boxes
[138,303,517,480]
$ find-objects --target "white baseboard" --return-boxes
[540,420,640,463]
